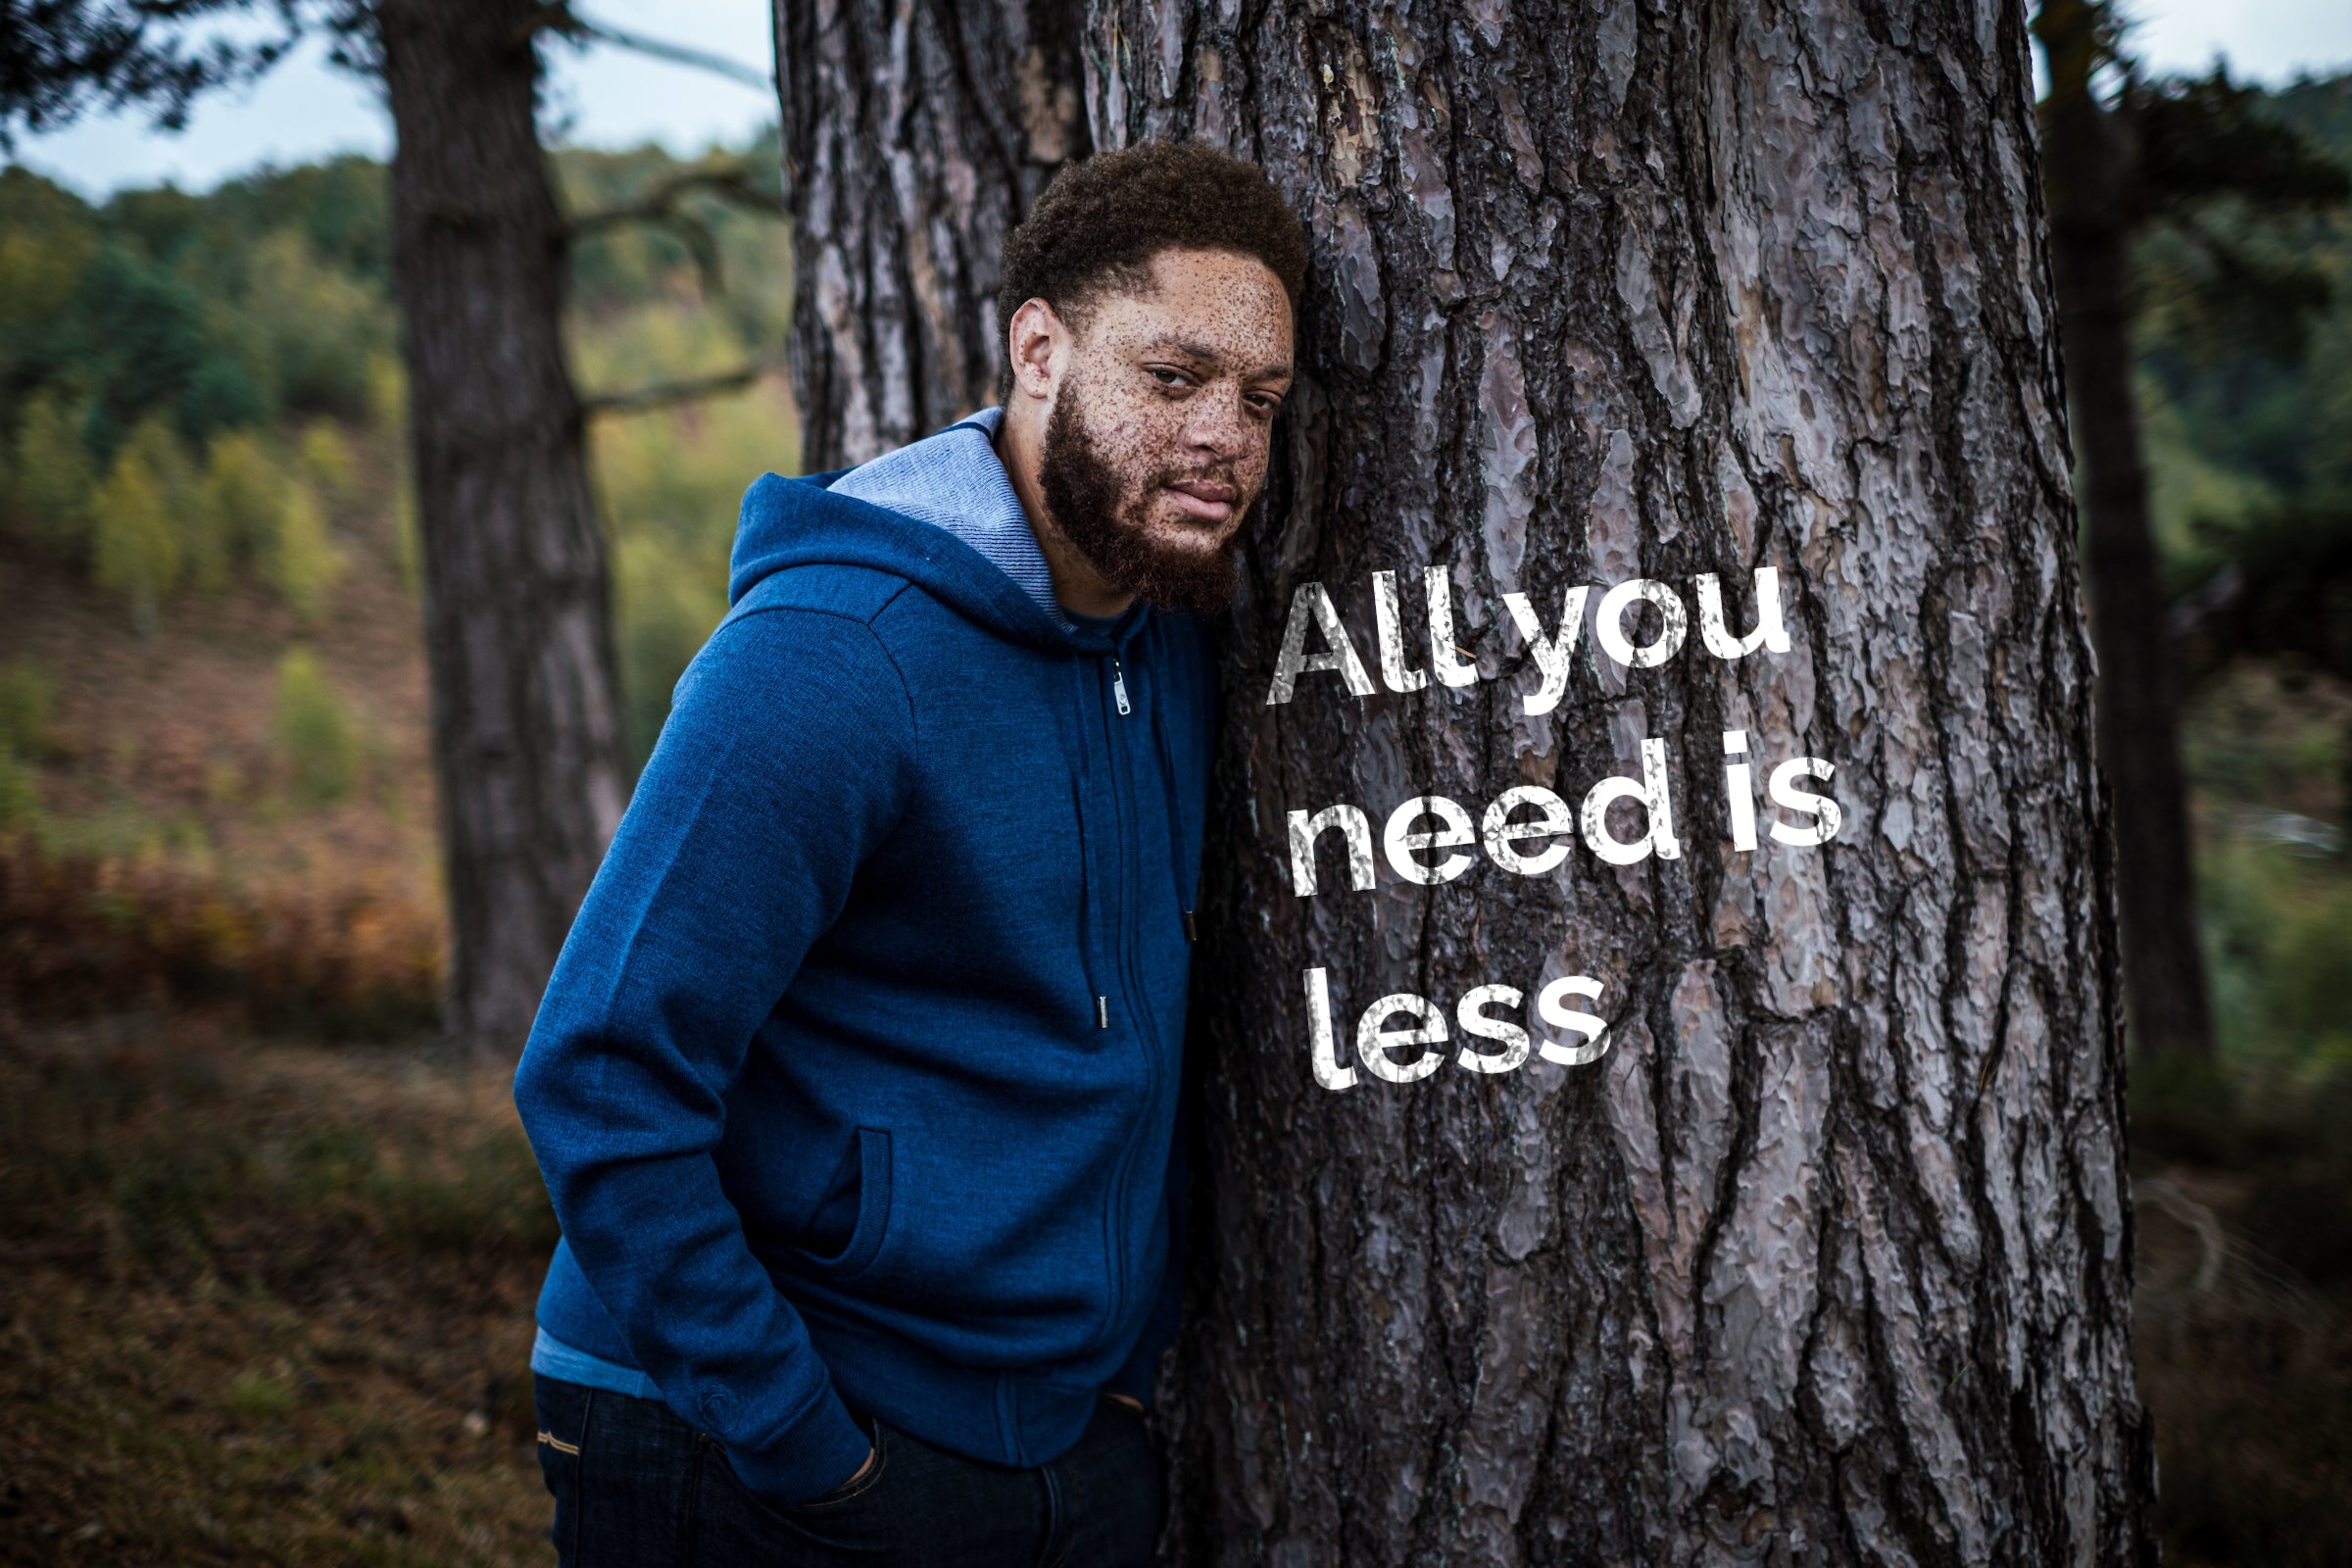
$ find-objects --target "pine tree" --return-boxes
[197,427,285,569]
[274,645,358,805]
[789,0,2161,1555]
[297,421,358,516]
[9,389,96,560]
[264,478,344,625]
[89,424,181,634]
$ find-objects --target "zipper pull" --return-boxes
[1181,907,1198,943]
[1111,658,1131,716]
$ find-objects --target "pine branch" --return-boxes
[566,165,787,230]
[564,164,785,297]
[537,6,771,90]
[579,366,765,417]
[0,0,301,149]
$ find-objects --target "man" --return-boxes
[513,141,1303,1565]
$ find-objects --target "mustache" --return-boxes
[1148,466,1248,510]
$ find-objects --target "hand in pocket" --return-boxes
[799,1438,880,1508]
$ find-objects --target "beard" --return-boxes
[1036,385,1248,615]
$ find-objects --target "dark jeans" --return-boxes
[532,1374,1163,1566]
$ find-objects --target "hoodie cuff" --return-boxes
[724,1387,874,1508]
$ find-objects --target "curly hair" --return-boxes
[995,141,1308,398]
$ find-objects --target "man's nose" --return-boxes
[1183,385,1251,456]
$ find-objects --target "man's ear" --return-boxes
[1006,297,1068,402]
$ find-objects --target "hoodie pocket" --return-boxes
[794,1126,893,1280]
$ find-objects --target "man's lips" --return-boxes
[1162,478,1239,523]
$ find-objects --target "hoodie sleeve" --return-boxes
[512,604,914,1507]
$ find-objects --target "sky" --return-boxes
[10,0,2352,200]
[13,0,778,199]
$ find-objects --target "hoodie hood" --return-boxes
[729,407,1130,655]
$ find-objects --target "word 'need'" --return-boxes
[1302,966,1611,1091]
[1264,565,1791,714]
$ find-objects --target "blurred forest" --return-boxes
[0,135,797,1032]
[2110,73,2352,1562]
[1,72,2351,1567]
[0,133,798,1563]
[2132,74,2352,1076]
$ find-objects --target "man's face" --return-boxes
[1035,249,1295,613]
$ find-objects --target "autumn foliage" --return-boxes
[0,842,441,1037]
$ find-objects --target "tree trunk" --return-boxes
[379,0,630,1054]
[775,0,1090,471]
[1088,2,2155,1562]
[2035,0,2215,1063]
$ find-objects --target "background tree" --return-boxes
[368,0,629,1050]
[774,0,1088,469]
[2034,0,2347,1065]
[1071,2,2149,1560]
[1,1,780,1051]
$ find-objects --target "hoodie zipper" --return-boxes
[1105,645,1194,936]
[1099,638,1154,1347]
[1073,619,1199,1348]
[1102,619,1206,1353]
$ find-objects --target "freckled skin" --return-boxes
[998,248,1297,618]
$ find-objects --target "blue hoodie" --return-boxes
[512,409,1213,1508]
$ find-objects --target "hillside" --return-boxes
[0,141,798,1032]
[0,136,801,1564]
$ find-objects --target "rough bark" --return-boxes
[2035,0,2214,1063]
[379,0,629,1053]
[1089,1,2155,1562]
[775,0,1090,470]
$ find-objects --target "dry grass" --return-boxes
[5,1013,2351,1564]
[0,449,446,1035]
[0,844,442,1039]
[0,1013,554,1566]
[0,477,441,930]
[0,425,548,1565]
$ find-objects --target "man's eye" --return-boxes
[1151,368,1190,387]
